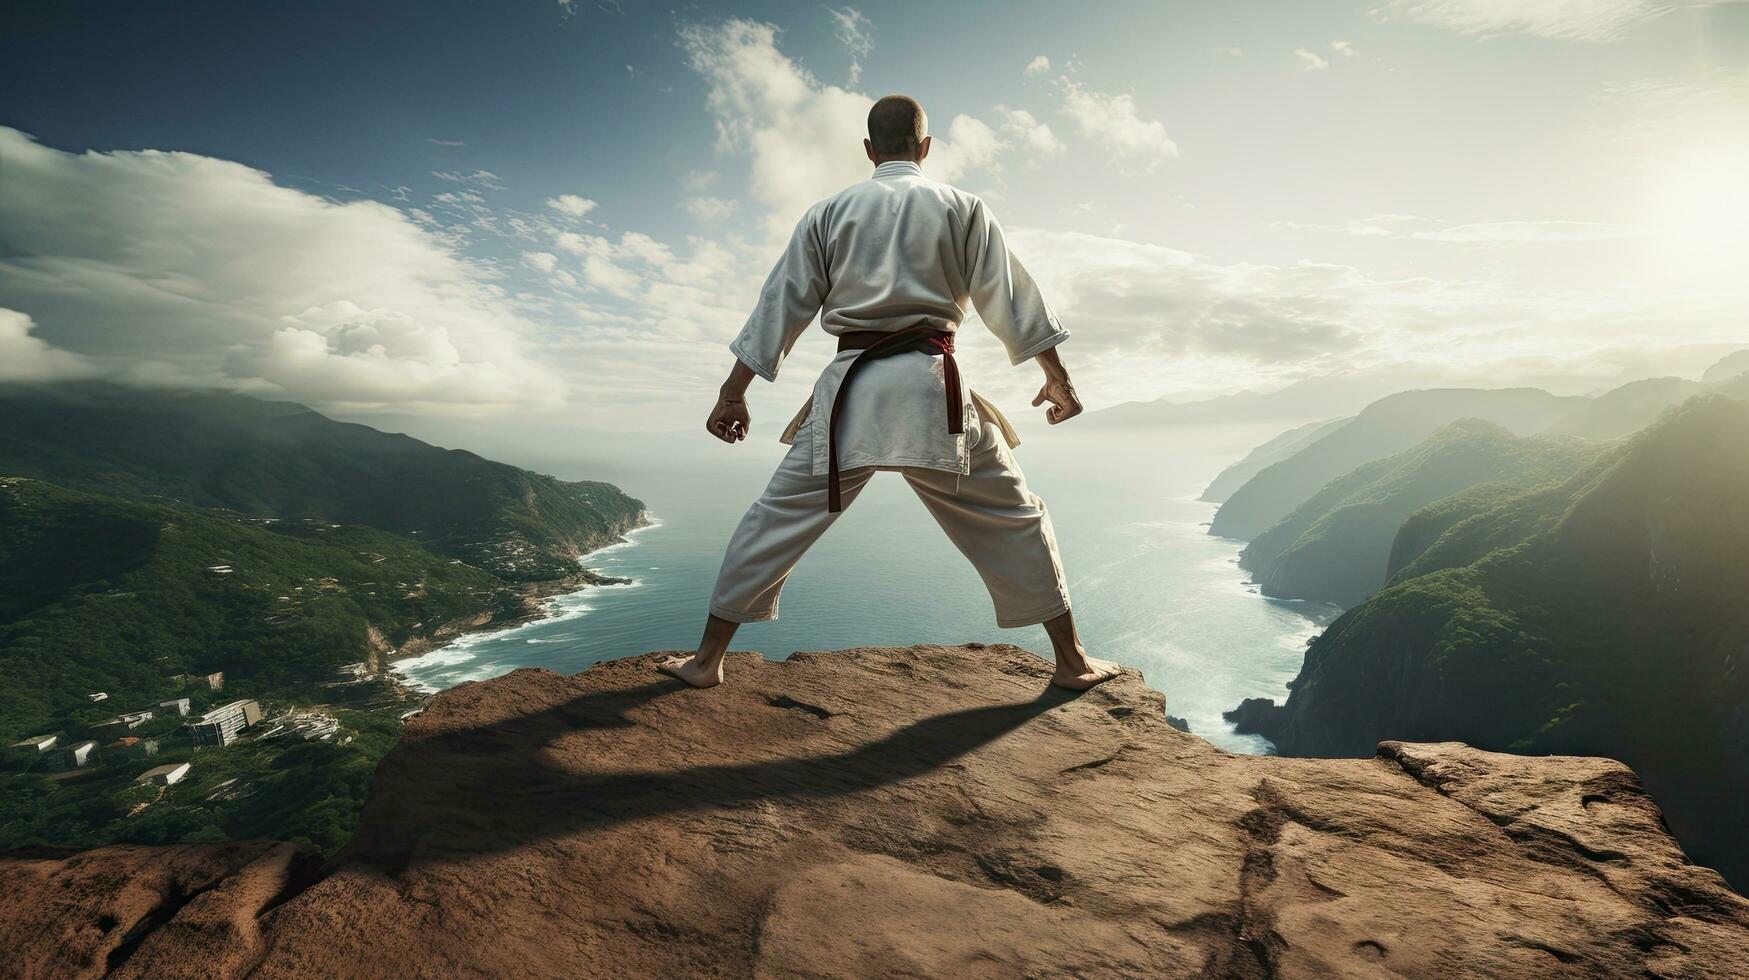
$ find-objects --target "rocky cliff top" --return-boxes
[4,644,1747,978]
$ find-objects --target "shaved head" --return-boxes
[867,95,927,157]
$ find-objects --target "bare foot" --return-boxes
[658,654,723,689]
[1051,656,1122,691]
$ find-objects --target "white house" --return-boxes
[135,762,191,786]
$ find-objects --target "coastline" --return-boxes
[385,513,661,694]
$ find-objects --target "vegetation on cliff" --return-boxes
[1239,420,1603,606]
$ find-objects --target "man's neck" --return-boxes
[871,156,923,167]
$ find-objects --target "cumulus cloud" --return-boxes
[679,19,873,236]
[1058,81,1179,173]
[1380,0,1721,42]
[0,127,561,413]
[929,114,1006,182]
[1331,40,1357,58]
[682,196,741,221]
[1024,55,1051,77]
[0,308,97,382]
[546,194,598,218]
[1294,48,1330,71]
[678,18,1057,235]
[997,107,1066,160]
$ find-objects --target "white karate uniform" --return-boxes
[711,159,1074,627]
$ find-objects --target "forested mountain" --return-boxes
[1228,396,1749,888]
[1209,388,1580,540]
[0,383,645,581]
[1199,417,1348,504]
[0,384,645,856]
[0,478,528,737]
[1238,420,1602,607]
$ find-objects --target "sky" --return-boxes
[2,0,1747,450]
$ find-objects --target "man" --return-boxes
[659,95,1120,692]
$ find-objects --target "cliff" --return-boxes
[4,644,1747,978]
[1232,396,1749,890]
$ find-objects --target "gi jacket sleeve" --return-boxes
[964,198,1070,364]
[728,207,829,382]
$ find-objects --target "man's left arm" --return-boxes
[963,199,1080,424]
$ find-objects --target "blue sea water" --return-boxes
[395,423,1338,753]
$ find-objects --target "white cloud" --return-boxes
[432,169,505,191]
[546,194,598,218]
[0,308,97,382]
[1217,45,1244,57]
[1295,48,1330,71]
[1024,55,1052,77]
[826,7,874,86]
[1343,213,1637,243]
[523,251,559,273]
[1380,0,1720,42]
[682,196,740,221]
[997,107,1066,159]
[930,114,1006,182]
[0,127,561,414]
[1331,40,1357,58]
[426,137,466,147]
[1059,81,1179,173]
[679,19,873,237]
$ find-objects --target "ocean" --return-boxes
[395,422,1338,753]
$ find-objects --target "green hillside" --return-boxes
[1239,420,1601,606]
[1209,388,1580,541]
[0,477,521,738]
[0,383,645,581]
[1229,396,1749,888]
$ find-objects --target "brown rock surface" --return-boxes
[4,643,1747,977]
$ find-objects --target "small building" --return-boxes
[205,565,234,575]
[7,734,58,766]
[9,733,58,754]
[92,709,154,733]
[135,762,191,786]
[188,699,262,747]
[87,692,109,702]
[158,698,192,717]
[50,740,99,771]
[206,672,225,691]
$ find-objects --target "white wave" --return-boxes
[394,516,664,693]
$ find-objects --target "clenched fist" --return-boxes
[707,394,750,443]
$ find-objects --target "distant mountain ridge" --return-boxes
[1208,368,1749,543]
[1238,420,1603,607]
[0,383,645,581]
[1208,388,1582,540]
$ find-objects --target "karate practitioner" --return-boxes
[660,95,1120,692]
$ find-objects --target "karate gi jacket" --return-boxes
[727,159,1070,477]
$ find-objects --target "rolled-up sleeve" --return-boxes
[728,208,829,382]
[964,199,1069,364]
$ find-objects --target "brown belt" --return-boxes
[827,326,963,512]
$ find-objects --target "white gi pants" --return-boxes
[709,416,1072,628]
